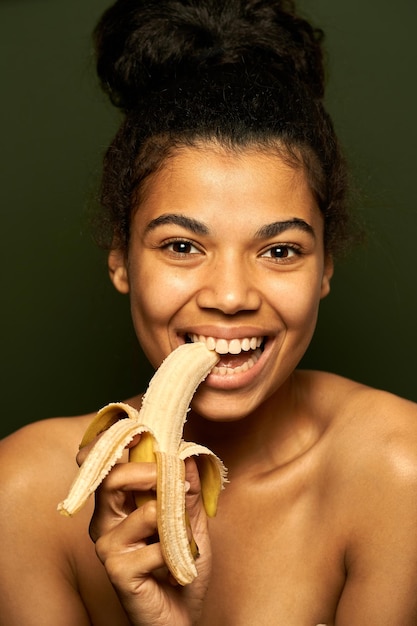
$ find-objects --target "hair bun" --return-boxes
[94,0,325,109]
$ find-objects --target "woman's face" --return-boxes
[109,145,333,421]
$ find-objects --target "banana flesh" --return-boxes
[58,342,227,585]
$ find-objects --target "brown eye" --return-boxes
[270,246,290,258]
[164,239,200,255]
[260,244,301,262]
[172,241,193,254]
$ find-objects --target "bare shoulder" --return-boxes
[326,371,417,466]
[0,415,97,625]
[303,369,417,444]
[0,413,93,498]
[306,369,417,516]
[299,369,417,490]
[302,376,417,621]
[0,413,95,549]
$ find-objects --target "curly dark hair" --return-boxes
[92,0,357,256]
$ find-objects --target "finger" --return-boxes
[89,462,157,540]
[184,457,205,520]
[98,459,157,495]
[76,431,142,467]
[184,457,201,496]
[96,501,189,594]
[103,541,167,593]
[76,436,98,467]
[94,500,161,571]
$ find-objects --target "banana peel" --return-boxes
[58,343,227,586]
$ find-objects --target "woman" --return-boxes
[1,1,417,624]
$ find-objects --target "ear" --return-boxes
[320,255,334,299]
[108,249,130,294]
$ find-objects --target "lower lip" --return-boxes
[204,342,271,390]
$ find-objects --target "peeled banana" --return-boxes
[58,342,227,586]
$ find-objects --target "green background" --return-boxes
[1,0,416,439]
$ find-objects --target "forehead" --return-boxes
[137,144,322,229]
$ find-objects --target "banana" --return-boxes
[58,342,227,586]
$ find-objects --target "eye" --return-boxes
[162,239,201,255]
[260,244,300,261]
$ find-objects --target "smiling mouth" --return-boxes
[185,333,266,376]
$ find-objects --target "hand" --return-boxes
[81,449,211,626]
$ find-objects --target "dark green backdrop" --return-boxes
[1,0,416,439]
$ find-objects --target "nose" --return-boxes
[196,260,261,315]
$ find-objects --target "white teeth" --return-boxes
[215,339,229,354]
[241,338,250,351]
[205,336,216,351]
[228,339,242,355]
[188,334,264,357]
[211,348,262,376]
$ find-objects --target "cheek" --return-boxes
[128,267,194,341]
[269,272,323,330]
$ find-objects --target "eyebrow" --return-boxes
[144,213,210,235]
[255,218,315,239]
[144,213,315,239]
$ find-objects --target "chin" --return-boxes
[190,391,259,423]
